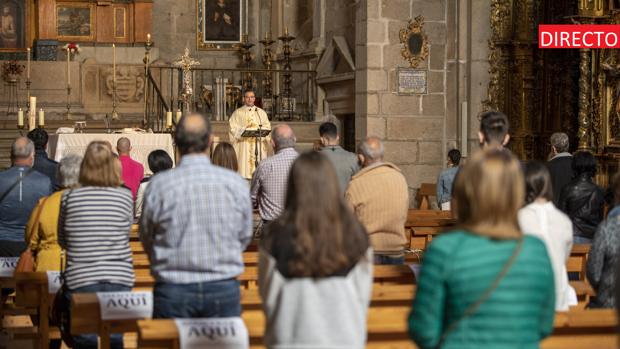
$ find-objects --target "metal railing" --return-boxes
[144,66,317,131]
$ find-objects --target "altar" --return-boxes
[48,133,175,176]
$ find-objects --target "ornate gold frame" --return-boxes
[56,2,95,42]
[196,0,246,51]
[399,16,429,69]
[113,7,127,40]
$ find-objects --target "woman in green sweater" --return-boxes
[408,148,556,349]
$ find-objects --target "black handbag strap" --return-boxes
[435,237,524,349]
[0,168,34,204]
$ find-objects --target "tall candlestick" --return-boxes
[26,48,30,80]
[17,108,23,127]
[66,48,70,88]
[112,44,116,85]
[38,109,44,127]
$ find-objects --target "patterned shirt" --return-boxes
[250,147,299,221]
[140,154,253,284]
[58,187,135,290]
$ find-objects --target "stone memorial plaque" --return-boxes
[96,291,153,320]
[397,68,427,95]
[0,257,18,277]
[47,271,63,294]
[175,317,249,349]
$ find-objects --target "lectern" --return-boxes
[241,128,271,168]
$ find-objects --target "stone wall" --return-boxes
[356,0,491,206]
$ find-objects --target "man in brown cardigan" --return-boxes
[345,136,409,265]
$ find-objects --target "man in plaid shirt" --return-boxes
[251,124,298,223]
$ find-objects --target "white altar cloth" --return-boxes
[48,133,175,176]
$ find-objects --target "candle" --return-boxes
[28,97,36,131]
[147,33,151,43]
[66,48,70,88]
[285,27,289,36]
[29,96,36,114]
[17,108,23,127]
[112,44,116,86]
[38,109,44,127]
[166,111,172,128]
[176,110,182,123]
[26,48,30,80]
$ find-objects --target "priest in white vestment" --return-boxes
[229,90,272,179]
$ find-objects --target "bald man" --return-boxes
[117,137,144,200]
[345,136,409,265]
[0,137,52,257]
[140,113,252,319]
[250,124,298,223]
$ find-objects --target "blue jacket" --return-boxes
[436,166,458,205]
[0,166,52,241]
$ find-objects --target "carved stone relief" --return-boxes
[103,66,145,103]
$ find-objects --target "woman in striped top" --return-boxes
[59,141,135,349]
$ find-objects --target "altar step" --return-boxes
[0,120,322,169]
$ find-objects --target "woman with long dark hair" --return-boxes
[518,161,574,311]
[259,151,371,348]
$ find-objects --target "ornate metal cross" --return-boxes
[173,48,200,114]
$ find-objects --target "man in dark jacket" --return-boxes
[547,132,573,206]
[27,128,58,189]
[558,151,604,243]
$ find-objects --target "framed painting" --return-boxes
[0,0,29,52]
[56,2,95,41]
[197,0,247,50]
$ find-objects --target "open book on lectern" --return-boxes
[241,129,271,138]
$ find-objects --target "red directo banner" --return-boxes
[538,25,620,48]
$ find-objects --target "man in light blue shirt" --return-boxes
[140,113,253,318]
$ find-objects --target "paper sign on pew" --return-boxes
[175,317,249,349]
[96,291,153,320]
[0,257,18,277]
[46,271,62,294]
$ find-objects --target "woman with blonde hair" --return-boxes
[58,141,134,349]
[409,148,555,349]
[259,151,372,348]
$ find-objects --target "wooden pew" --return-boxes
[137,308,618,349]
[137,307,415,349]
[69,284,415,348]
[405,210,455,250]
[71,293,147,349]
[415,183,436,210]
[567,244,590,281]
[12,272,61,349]
[541,309,618,349]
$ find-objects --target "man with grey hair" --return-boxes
[547,132,573,205]
[0,137,52,257]
[251,124,298,224]
[346,136,409,265]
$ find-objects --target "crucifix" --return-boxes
[173,48,200,116]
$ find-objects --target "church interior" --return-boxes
[1,0,619,196]
[1,0,620,348]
